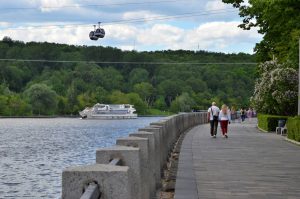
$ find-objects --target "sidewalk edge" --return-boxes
[285,137,300,146]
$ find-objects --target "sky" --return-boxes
[0,0,262,53]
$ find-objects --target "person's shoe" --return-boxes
[225,134,228,138]
[213,135,216,138]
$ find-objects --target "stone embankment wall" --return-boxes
[62,112,208,199]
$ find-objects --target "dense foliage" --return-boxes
[0,38,256,116]
[223,0,300,65]
[251,60,298,116]
[287,116,300,142]
[224,0,299,117]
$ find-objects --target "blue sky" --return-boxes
[0,0,261,53]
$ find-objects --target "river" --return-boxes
[0,117,162,198]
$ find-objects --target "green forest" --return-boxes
[0,37,256,116]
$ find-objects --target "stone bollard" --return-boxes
[62,164,132,199]
[96,146,142,199]
[116,136,152,199]
[130,131,159,190]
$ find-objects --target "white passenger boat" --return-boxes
[79,103,138,119]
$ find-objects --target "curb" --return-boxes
[256,125,269,133]
[285,137,300,146]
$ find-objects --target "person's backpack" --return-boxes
[211,107,218,121]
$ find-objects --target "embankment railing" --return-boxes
[62,112,208,199]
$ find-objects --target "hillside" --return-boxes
[0,38,256,115]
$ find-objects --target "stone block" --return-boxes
[130,131,159,189]
[96,146,142,199]
[139,126,165,169]
[116,137,151,199]
[62,164,132,199]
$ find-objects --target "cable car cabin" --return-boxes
[94,28,105,38]
[89,22,105,40]
[89,31,98,40]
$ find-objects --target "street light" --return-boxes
[298,38,300,115]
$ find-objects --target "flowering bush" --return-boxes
[251,60,298,116]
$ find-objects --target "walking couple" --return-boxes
[207,102,231,138]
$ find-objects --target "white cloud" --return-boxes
[0,22,11,28]
[180,21,260,51]
[119,45,135,51]
[27,0,78,12]
[0,21,261,53]
[138,24,184,45]
[205,0,231,11]
[0,25,89,45]
[122,10,162,20]
[105,24,138,41]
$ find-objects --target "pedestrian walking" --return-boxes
[240,108,246,122]
[207,102,220,138]
[219,104,231,138]
[236,109,241,122]
[247,108,253,121]
[230,106,236,122]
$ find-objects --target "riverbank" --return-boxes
[0,115,170,119]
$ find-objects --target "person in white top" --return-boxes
[219,104,231,138]
[207,102,220,138]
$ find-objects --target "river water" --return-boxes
[0,117,162,198]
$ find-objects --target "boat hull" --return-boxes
[79,103,138,119]
[81,114,138,120]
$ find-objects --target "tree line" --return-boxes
[0,37,256,116]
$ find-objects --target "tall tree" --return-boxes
[133,82,155,106]
[251,60,298,116]
[223,0,300,64]
[24,83,58,115]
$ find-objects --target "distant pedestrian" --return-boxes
[230,106,236,122]
[207,102,220,138]
[240,108,246,122]
[252,108,257,117]
[236,109,241,122]
[247,108,253,121]
[219,104,231,138]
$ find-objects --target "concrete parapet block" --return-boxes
[116,137,151,199]
[62,164,132,199]
[202,113,208,124]
[139,126,165,169]
[130,131,160,189]
[96,146,142,199]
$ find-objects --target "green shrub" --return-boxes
[257,114,289,132]
[287,116,300,142]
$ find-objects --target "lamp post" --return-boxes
[298,38,300,115]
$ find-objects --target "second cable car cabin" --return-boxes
[89,22,105,41]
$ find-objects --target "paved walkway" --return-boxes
[174,119,300,199]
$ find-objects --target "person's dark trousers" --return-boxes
[210,120,218,136]
[241,115,246,122]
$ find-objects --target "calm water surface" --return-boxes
[0,117,162,198]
